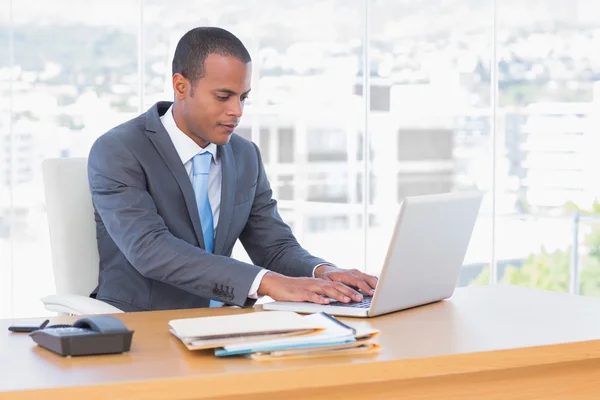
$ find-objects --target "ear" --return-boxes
[173,73,189,99]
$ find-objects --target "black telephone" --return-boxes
[24,315,134,357]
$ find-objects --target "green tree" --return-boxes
[504,248,570,292]
[563,200,600,216]
[472,247,569,292]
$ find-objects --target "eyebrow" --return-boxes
[214,88,251,96]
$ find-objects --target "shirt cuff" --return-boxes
[247,269,269,299]
[313,263,334,278]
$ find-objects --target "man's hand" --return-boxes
[314,264,378,298]
[258,271,365,304]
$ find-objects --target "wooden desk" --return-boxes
[2,285,600,400]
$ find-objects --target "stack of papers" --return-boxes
[169,311,381,360]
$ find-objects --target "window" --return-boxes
[397,128,454,162]
[397,172,454,201]
[277,174,294,201]
[277,128,295,164]
[354,79,391,112]
[3,0,600,318]
[259,128,271,163]
[307,128,348,162]
[307,172,348,203]
[3,0,140,318]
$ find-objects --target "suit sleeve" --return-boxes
[239,143,328,277]
[88,133,262,307]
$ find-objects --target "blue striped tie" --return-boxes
[192,152,222,308]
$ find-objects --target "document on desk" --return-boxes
[169,311,381,358]
[214,313,380,357]
[169,311,325,350]
[247,340,382,361]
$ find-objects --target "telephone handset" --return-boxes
[28,315,134,357]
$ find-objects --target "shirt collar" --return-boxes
[160,104,218,165]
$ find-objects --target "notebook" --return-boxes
[169,311,325,351]
[247,340,382,361]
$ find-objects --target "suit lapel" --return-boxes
[214,144,236,255]
[144,102,205,248]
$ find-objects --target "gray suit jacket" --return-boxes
[88,101,326,312]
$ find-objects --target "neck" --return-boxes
[171,102,210,148]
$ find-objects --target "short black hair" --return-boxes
[172,27,251,85]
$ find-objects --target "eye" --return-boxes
[216,95,229,102]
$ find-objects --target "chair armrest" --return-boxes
[41,294,123,315]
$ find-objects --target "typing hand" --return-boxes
[314,264,378,297]
[257,271,363,305]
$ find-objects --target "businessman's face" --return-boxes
[173,54,252,148]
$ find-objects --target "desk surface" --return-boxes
[2,285,600,399]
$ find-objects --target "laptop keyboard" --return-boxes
[330,296,373,309]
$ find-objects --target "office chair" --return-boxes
[41,158,122,315]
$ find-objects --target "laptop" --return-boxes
[263,190,484,318]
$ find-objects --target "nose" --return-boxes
[226,99,244,118]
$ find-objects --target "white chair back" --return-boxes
[42,158,99,297]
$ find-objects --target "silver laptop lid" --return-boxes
[368,190,483,317]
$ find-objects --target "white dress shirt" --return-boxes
[160,105,267,299]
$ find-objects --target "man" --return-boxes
[88,27,377,312]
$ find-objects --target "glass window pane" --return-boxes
[7,0,139,318]
[0,0,11,317]
[277,127,295,163]
[368,0,493,282]
[259,127,270,163]
[496,1,600,295]
[255,0,366,270]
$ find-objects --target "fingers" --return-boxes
[303,291,331,305]
[325,282,362,302]
[354,270,379,291]
[273,276,368,305]
[335,270,375,296]
[346,276,373,296]
[311,281,361,303]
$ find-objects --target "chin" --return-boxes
[212,134,233,146]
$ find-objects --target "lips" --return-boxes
[219,123,236,133]
[219,123,237,133]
